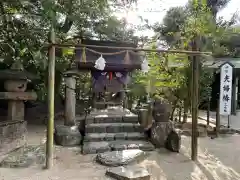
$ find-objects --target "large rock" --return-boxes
[106,165,150,180]
[150,121,174,148]
[96,149,146,167]
[54,125,82,146]
[152,100,171,122]
[165,130,181,152]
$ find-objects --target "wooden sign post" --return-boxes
[219,62,234,129]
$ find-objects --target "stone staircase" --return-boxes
[82,107,155,154]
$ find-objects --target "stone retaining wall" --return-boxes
[0,120,27,157]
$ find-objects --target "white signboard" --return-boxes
[219,63,233,115]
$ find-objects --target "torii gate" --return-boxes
[45,2,212,169]
[46,23,211,169]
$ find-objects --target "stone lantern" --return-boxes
[0,61,38,156]
[0,62,38,121]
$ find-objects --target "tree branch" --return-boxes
[57,0,73,33]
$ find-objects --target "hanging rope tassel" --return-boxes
[124,50,130,64]
[81,47,86,63]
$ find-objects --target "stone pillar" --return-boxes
[123,91,128,109]
[64,76,76,126]
[4,80,28,121]
[8,101,24,120]
[138,109,148,128]
[120,85,128,109]
[120,90,125,108]
[92,92,96,109]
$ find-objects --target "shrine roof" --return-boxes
[202,57,240,69]
[80,39,138,48]
[75,39,142,71]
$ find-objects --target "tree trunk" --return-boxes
[178,106,182,122]
[183,99,188,123]
[170,105,176,121]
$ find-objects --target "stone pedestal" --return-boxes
[0,121,27,157]
[64,76,76,126]
[54,125,82,146]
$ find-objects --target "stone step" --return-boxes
[95,101,121,105]
[85,123,142,133]
[95,101,122,109]
[82,140,155,154]
[83,115,139,124]
[84,132,146,142]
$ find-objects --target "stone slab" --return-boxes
[84,115,138,125]
[0,92,37,100]
[94,116,123,123]
[85,123,142,133]
[89,107,137,117]
[82,140,155,154]
[82,141,111,154]
[126,133,146,140]
[106,165,150,180]
[122,115,139,123]
[81,107,139,125]
[84,132,145,142]
[109,141,155,151]
[96,149,146,167]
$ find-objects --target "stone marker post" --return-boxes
[64,76,76,126]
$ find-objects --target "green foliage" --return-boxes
[136,0,236,110]
[153,7,188,47]
[130,49,189,105]
[0,0,140,101]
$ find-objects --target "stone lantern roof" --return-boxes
[0,62,38,81]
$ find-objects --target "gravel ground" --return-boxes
[1,124,240,180]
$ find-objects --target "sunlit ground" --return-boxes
[1,125,240,180]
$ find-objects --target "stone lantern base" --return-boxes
[0,120,27,158]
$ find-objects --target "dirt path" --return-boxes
[1,125,240,180]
